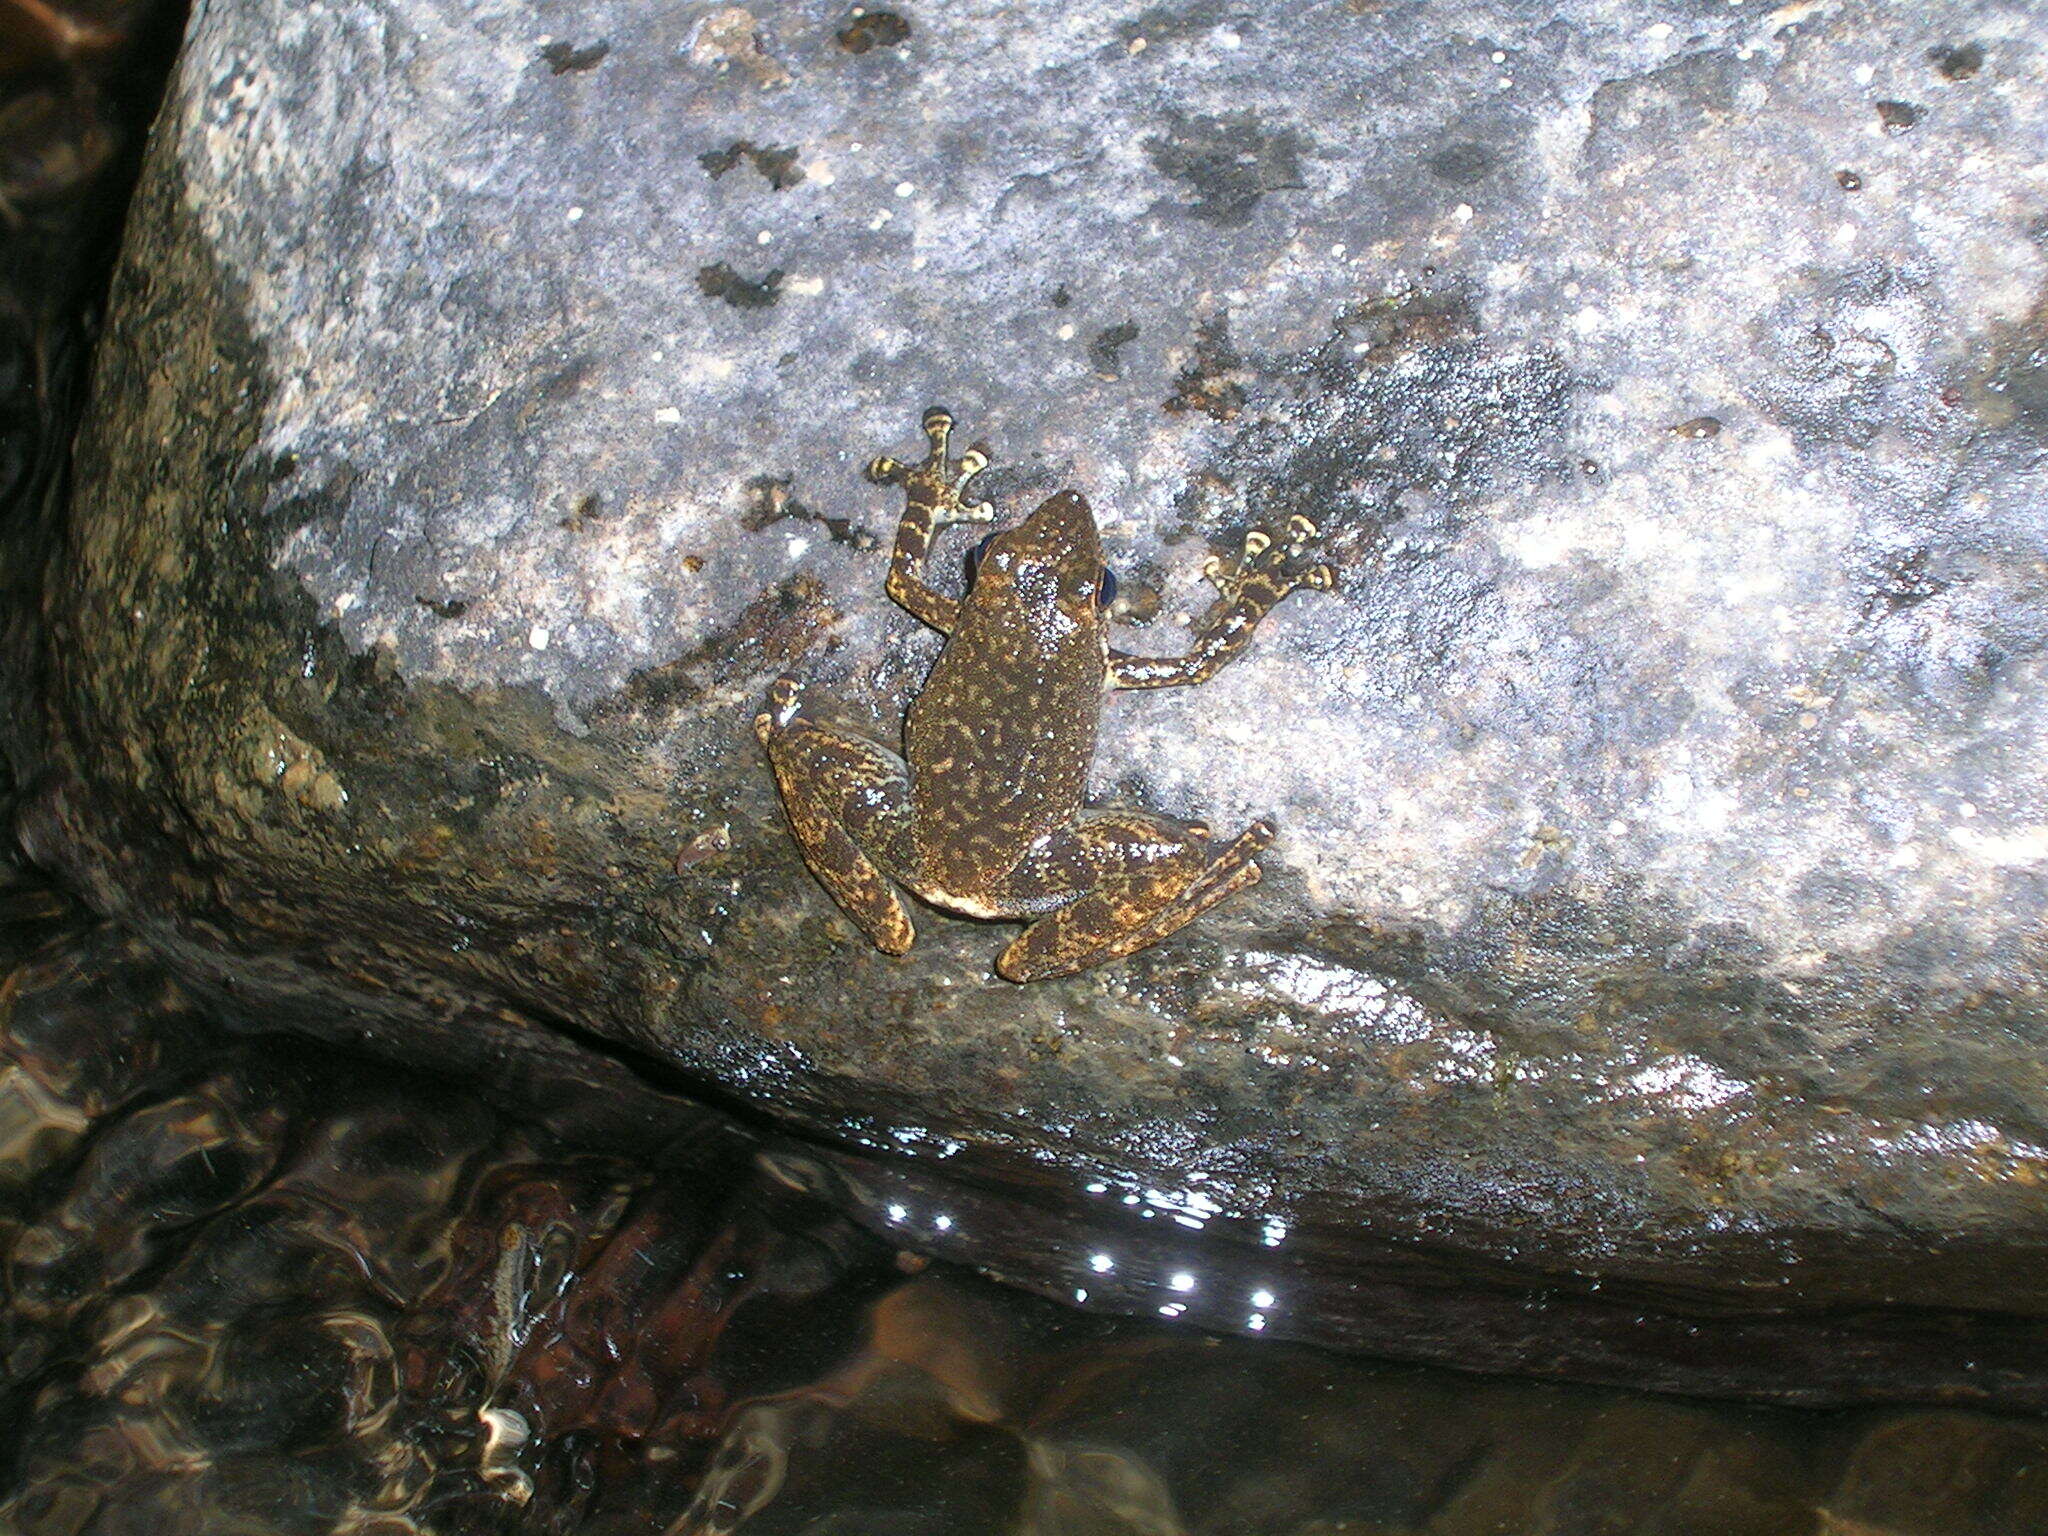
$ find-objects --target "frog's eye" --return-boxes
[964,532,999,585]
[1096,565,1119,609]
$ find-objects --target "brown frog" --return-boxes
[755,407,1333,981]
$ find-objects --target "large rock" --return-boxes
[12,0,2048,1397]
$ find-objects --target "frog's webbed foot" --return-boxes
[1204,514,1336,607]
[993,812,1272,983]
[1109,514,1335,690]
[872,407,1001,633]
[866,406,996,531]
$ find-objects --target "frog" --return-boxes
[754,406,1333,982]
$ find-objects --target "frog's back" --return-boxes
[906,598,1106,901]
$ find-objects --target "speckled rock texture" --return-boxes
[11,0,2048,1397]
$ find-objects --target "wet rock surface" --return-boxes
[9,0,2048,1397]
[0,0,188,799]
[4,874,2047,1535]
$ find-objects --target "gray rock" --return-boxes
[13,0,2048,1397]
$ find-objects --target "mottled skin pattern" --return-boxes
[756,408,1333,981]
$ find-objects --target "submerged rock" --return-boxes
[11,0,2048,1396]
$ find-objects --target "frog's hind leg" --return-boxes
[755,678,918,956]
[994,811,1272,983]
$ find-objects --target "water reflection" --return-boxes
[4,877,2046,1534]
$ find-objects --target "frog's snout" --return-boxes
[1020,489,1090,532]
[1009,490,1102,570]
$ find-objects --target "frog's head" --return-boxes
[967,490,1116,616]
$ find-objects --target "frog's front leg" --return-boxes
[1111,515,1334,689]
[754,678,920,955]
[865,407,995,635]
[991,811,1273,982]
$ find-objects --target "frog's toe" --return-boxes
[1253,524,1307,568]
[1275,550,1338,596]
[995,824,1269,983]
[1228,518,1337,598]
[872,409,1001,521]
[758,675,808,734]
[920,405,957,461]
[948,445,996,520]
[1281,517,1333,569]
